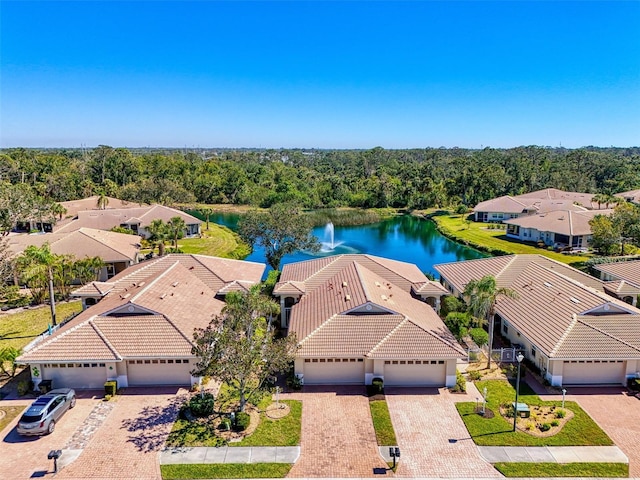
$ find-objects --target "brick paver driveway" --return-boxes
[386,387,501,478]
[57,386,186,480]
[0,391,101,480]
[285,386,389,477]
[562,387,640,478]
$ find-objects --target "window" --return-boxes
[304,359,310,363]
[160,360,166,364]
[327,359,333,363]
[400,361,406,364]
[384,361,391,365]
[183,359,189,364]
[91,363,98,367]
[319,359,326,363]
[152,360,159,364]
[99,363,105,367]
[174,359,181,364]
[392,361,398,365]
[83,363,90,368]
[144,360,151,364]
[168,359,174,363]
[438,360,445,364]
[408,361,414,365]
[357,359,363,362]
[503,324,509,335]
[531,347,536,358]
[430,360,436,364]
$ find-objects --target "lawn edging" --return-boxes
[160,463,292,479]
[493,462,629,478]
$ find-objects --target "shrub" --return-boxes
[468,351,478,362]
[469,327,489,347]
[286,374,303,390]
[234,412,250,431]
[367,377,384,396]
[555,409,566,419]
[188,392,215,418]
[450,370,466,393]
[440,296,466,318]
[104,394,112,402]
[467,370,482,381]
[551,420,559,427]
[17,380,31,396]
[219,419,231,431]
[104,380,117,396]
[539,423,551,432]
[525,421,535,431]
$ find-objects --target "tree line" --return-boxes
[1,145,639,211]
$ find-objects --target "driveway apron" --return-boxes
[386,387,501,478]
[285,386,388,478]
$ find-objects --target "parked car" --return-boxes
[17,388,76,436]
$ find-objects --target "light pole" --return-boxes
[561,388,566,409]
[513,353,524,432]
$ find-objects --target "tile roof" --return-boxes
[289,258,464,360]
[435,254,640,359]
[615,189,640,203]
[594,260,640,287]
[504,209,612,236]
[18,254,263,363]
[412,281,449,295]
[8,228,141,262]
[603,280,640,296]
[474,189,608,214]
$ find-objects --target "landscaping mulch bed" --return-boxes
[499,404,574,437]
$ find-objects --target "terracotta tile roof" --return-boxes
[504,209,613,236]
[55,204,200,234]
[59,196,143,218]
[436,254,640,360]
[218,280,255,294]
[603,280,640,296]
[615,189,640,203]
[279,254,427,293]
[289,258,464,360]
[473,196,529,214]
[412,281,449,295]
[594,260,640,286]
[8,228,141,262]
[474,189,607,214]
[273,280,306,295]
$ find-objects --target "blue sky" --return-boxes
[1,1,639,148]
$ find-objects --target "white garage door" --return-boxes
[563,360,625,385]
[303,358,365,385]
[127,359,192,386]
[384,360,446,387]
[42,363,107,389]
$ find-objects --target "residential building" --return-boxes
[435,255,640,387]
[593,259,640,307]
[616,189,640,204]
[8,228,142,280]
[17,254,265,390]
[273,254,464,387]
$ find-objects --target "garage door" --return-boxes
[563,360,625,385]
[127,359,192,386]
[303,358,365,385]
[384,360,446,387]
[42,363,107,389]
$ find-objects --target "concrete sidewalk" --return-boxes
[160,446,300,464]
[478,445,628,464]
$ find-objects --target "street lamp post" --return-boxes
[513,353,524,432]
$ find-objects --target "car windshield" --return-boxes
[20,414,43,423]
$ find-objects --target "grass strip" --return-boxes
[178,224,251,259]
[0,405,27,433]
[161,463,292,479]
[232,400,302,447]
[0,301,82,351]
[494,462,629,477]
[456,379,612,446]
[369,399,398,446]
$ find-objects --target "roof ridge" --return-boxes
[77,228,132,259]
[550,314,578,357]
[577,317,640,354]
[186,254,226,285]
[19,314,95,357]
[353,262,373,302]
[158,313,197,347]
[298,313,339,345]
[403,315,467,355]
[89,317,123,360]
[568,210,574,236]
[129,260,180,303]
[368,316,408,355]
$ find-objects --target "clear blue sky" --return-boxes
[1,1,639,148]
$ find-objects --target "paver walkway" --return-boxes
[386,387,501,478]
[161,446,300,464]
[284,386,389,478]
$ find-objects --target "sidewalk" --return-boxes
[478,445,628,464]
[160,446,300,465]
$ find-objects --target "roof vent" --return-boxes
[138,281,145,287]
[172,282,179,287]
[570,297,580,304]
[121,293,130,299]
[345,294,351,301]
[544,282,553,288]
[160,293,167,299]
[375,281,381,287]
[342,281,348,287]
[381,295,388,301]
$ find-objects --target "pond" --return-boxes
[209,213,485,277]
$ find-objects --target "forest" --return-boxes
[1,146,639,210]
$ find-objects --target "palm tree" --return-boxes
[147,219,168,256]
[96,193,109,210]
[167,216,186,251]
[463,275,518,369]
[17,244,60,325]
[201,208,213,231]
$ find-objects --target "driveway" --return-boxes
[0,391,102,480]
[559,387,640,478]
[57,386,186,480]
[386,386,501,478]
[284,386,389,478]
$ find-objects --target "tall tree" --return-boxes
[17,245,60,325]
[96,193,109,210]
[238,203,320,270]
[167,216,186,250]
[146,219,168,256]
[463,275,517,369]
[191,286,296,412]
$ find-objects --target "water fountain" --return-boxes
[324,222,335,250]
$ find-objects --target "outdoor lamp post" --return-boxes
[562,388,566,409]
[513,353,524,432]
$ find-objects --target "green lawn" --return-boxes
[161,463,292,479]
[0,301,82,351]
[232,400,302,447]
[0,405,26,433]
[432,214,590,265]
[456,379,612,446]
[177,224,250,259]
[165,418,226,447]
[369,400,398,446]
[494,462,629,478]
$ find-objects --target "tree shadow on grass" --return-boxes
[120,395,186,453]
